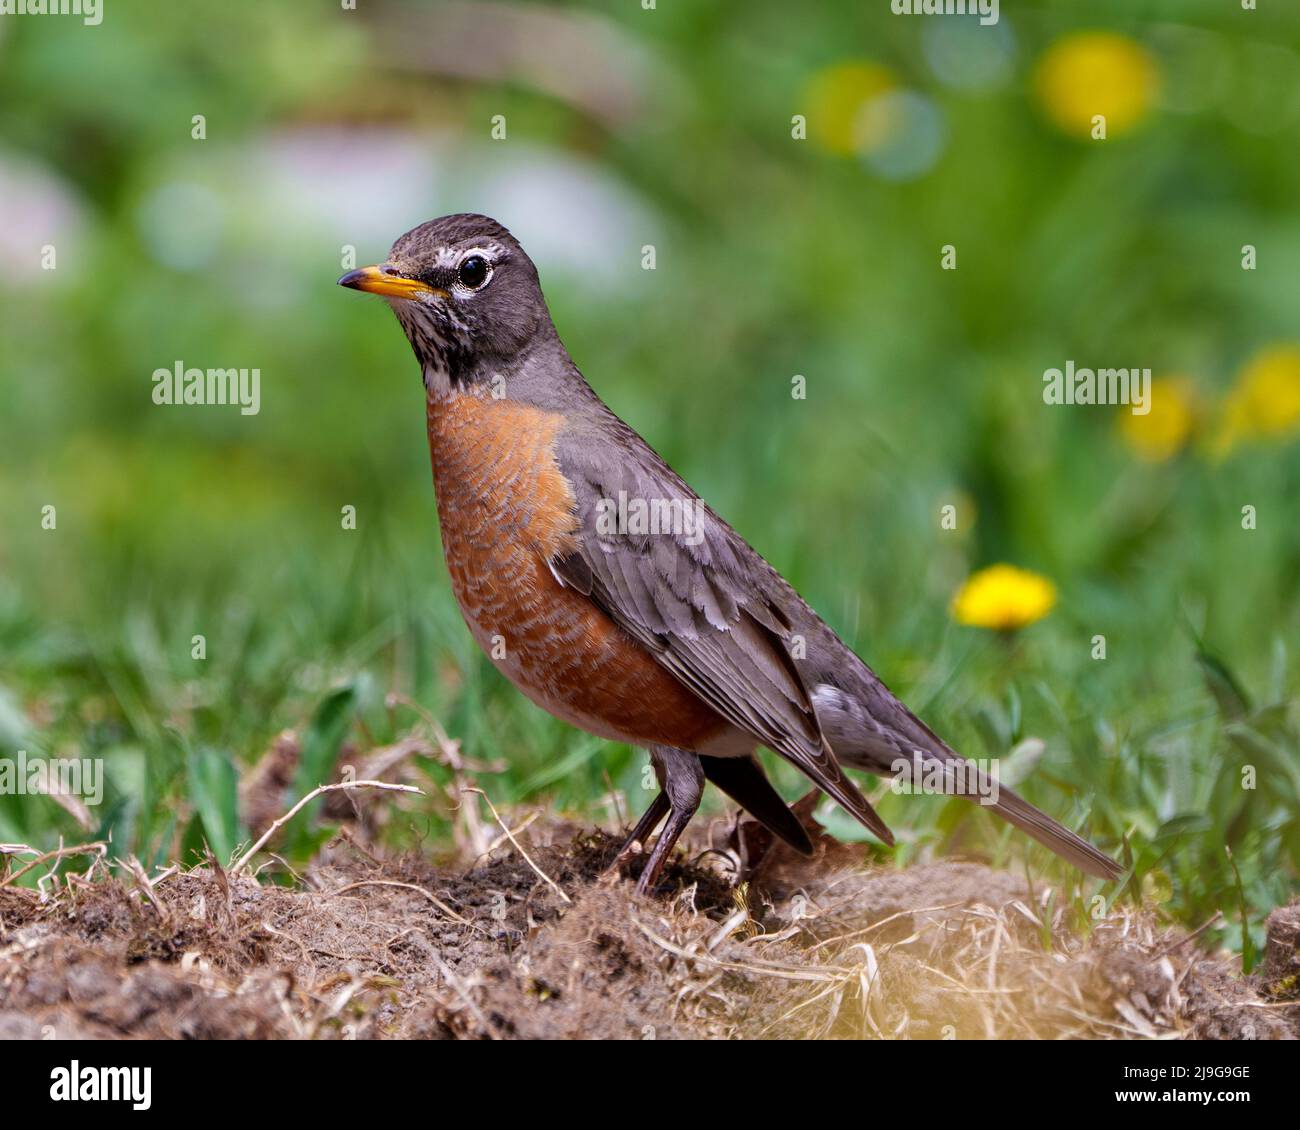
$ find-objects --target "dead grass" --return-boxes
[1,809,1295,1040]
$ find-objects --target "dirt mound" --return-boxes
[2,820,1294,1040]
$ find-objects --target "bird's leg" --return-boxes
[612,790,669,866]
[634,807,696,896]
[633,746,704,896]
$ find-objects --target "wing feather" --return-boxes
[551,428,893,845]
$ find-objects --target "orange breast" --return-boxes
[426,392,727,751]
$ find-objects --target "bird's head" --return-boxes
[339,213,548,393]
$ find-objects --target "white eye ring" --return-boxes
[455,249,494,291]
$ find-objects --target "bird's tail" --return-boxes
[897,749,1123,880]
[813,682,1122,879]
[981,777,1123,880]
[833,741,1121,879]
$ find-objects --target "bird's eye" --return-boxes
[457,254,491,290]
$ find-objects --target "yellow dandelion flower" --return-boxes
[951,564,1057,632]
[1034,32,1159,139]
[1210,344,1300,458]
[1118,376,1198,462]
[803,61,895,156]
[1232,345,1300,436]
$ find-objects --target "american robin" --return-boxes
[339,214,1122,893]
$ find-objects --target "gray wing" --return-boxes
[550,421,893,845]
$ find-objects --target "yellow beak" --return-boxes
[337,264,449,300]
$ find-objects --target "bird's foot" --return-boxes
[606,791,670,876]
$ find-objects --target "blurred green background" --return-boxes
[1,0,1298,961]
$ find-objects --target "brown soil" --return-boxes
[2,815,1295,1040]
